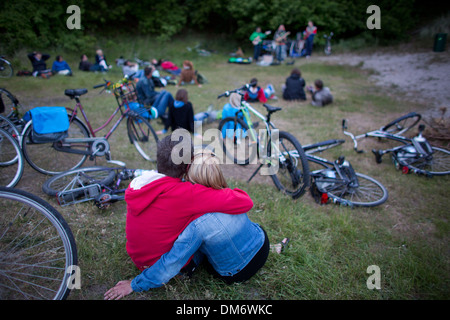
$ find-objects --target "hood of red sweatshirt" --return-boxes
[125,170,180,216]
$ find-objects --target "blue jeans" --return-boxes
[302,34,315,56]
[131,212,267,292]
[153,90,174,117]
[253,44,262,61]
[276,44,286,61]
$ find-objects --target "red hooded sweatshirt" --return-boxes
[125,171,254,270]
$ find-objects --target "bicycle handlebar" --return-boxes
[93,73,137,90]
[217,84,250,99]
[93,83,107,89]
[341,118,364,153]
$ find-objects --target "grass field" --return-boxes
[1,33,449,300]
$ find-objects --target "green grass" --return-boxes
[1,33,449,300]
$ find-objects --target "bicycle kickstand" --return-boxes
[372,149,385,164]
[247,164,264,183]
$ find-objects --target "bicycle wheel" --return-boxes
[0,114,21,140]
[21,116,90,175]
[0,187,78,299]
[218,117,257,165]
[0,88,22,122]
[43,166,116,206]
[0,58,13,78]
[0,127,24,187]
[395,146,450,176]
[312,171,388,207]
[381,112,421,135]
[270,131,310,199]
[127,114,158,162]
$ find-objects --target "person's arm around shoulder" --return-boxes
[189,184,254,215]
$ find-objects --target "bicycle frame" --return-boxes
[342,120,411,153]
[341,118,450,176]
[238,100,274,141]
[66,96,129,140]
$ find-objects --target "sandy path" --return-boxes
[314,49,450,119]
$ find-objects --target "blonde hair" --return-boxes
[229,92,241,108]
[187,151,228,189]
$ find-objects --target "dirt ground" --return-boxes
[314,46,450,121]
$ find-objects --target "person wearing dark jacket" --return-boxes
[28,52,52,78]
[157,89,194,134]
[282,68,306,101]
[78,54,92,71]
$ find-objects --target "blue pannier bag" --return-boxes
[23,106,70,144]
[128,102,158,120]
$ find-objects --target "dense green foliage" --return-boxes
[1,0,445,54]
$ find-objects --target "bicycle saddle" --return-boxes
[263,104,282,113]
[64,88,88,98]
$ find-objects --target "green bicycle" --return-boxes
[217,85,310,199]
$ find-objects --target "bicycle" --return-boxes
[0,186,78,299]
[216,85,310,199]
[16,76,158,175]
[0,88,25,137]
[0,56,13,78]
[303,139,388,207]
[0,127,24,187]
[323,32,334,55]
[342,112,450,176]
[42,164,147,209]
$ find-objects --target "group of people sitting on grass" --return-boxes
[242,69,333,107]
[27,49,112,78]
[282,68,333,107]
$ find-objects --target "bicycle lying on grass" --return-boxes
[42,164,146,209]
[303,139,388,207]
[0,187,78,299]
[217,85,310,199]
[1,77,159,175]
[342,112,450,176]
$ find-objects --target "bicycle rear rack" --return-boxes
[57,184,102,206]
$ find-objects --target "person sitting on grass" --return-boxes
[104,141,268,300]
[136,66,174,125]
[78,54,92,72]
[51,55,72,76]
[244,78,267,103]
[307,79,333,107]
[282,68,306,101]
[157,88,194,135]
[27,51,52,78]
[91,49,111,72]
[178,60,202,87]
